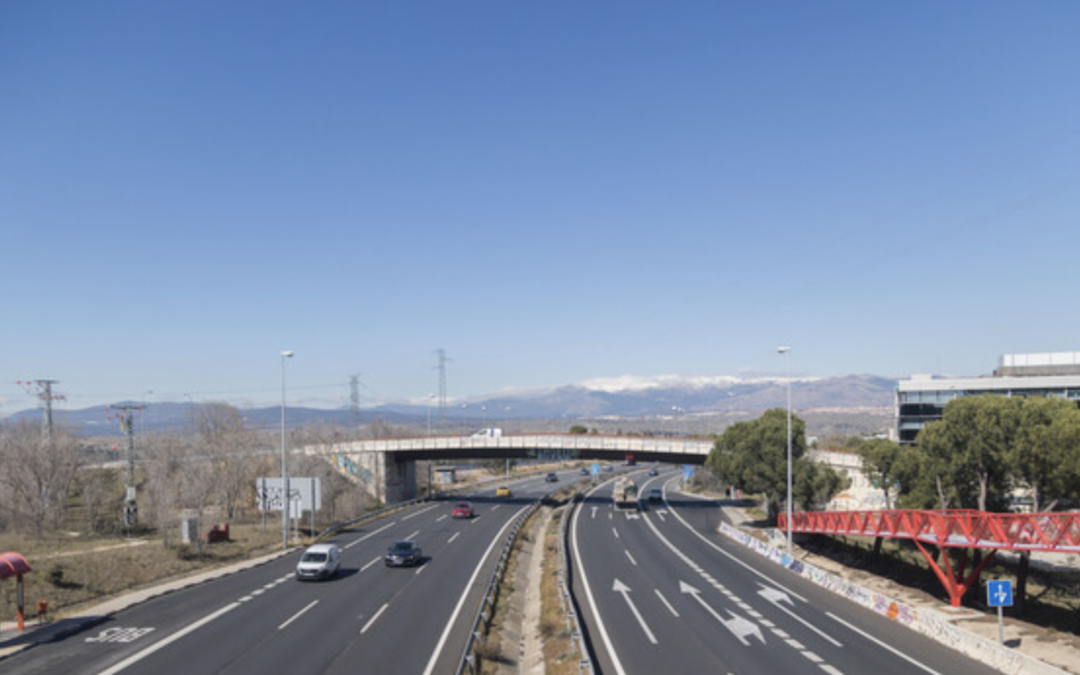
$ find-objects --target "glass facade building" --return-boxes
[896,352,1080,444]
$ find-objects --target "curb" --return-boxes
[0,547,294,661]
[717,520,1070,675]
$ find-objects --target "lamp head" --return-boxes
[777,346,791,354]
[281,350,294,358]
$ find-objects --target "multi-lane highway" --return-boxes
[570,468,996,675]
[3,472,568,675]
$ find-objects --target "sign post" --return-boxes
[987,579,1013,645]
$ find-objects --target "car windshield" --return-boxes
[457,503,470,508]
[301,552,328,562]
[390,542,414,554]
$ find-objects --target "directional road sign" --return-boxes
[987,580,1013,607]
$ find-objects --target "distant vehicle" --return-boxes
[603,464,613,472]
[613,477,638,511]
[545,472,558,482]
[648,468,659,477]
[580,467,590,476]
[452,501,475,518]
[296,543,340,581]
[647,488,663,502]
[385,540,423,567]
[495,486,512,498]
[471,428,503,438]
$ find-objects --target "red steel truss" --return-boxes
[778,509,1080,606]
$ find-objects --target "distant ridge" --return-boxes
[3,373,896,436]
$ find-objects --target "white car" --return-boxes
[296,543,341,581]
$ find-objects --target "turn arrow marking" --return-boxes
[613,578,658,644]
[757,583,842,647]
[680,581,765,646]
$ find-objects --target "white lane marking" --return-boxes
[436,515,448,522]
[448,532,460,544]
[613,579,657,644]
[406,530,420,540]
[361,556,381,572]
[402,504,440,520]
[95,602,240,675]
[655,589,680,617]
[612,527,620,540]
[826,612,945,675]
[278,600,319,630]
[623,549,637,566]
[360,603,389,634]
[344,521,396,550]
[665,491,807,602]
[680,581,764,646]
[758,585,841,647]
[421,503,531,675]
[572,482,629,675]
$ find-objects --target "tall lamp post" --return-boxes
[280,350,294,551]
[777,346,793,555]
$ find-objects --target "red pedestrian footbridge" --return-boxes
[779,509,1080,606]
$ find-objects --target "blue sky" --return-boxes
[2,2,1078,412]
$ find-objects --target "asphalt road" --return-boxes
[570,469,997,675]
[2,471,571,675]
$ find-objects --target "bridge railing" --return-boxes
[781,509,1080,552]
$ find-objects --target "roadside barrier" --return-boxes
[456,500,540,675]
[558,491,595,674]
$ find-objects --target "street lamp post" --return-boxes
[280,350,294,551]
[777,346,793,555]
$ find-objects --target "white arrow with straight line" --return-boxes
[613,579,658,644]
[757,584,842,647]
[680,581,765,646]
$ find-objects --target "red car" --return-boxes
[452,501,475,519]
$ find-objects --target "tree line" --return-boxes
[0,403,382,550]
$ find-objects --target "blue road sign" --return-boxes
[987,580,1013,607]
[683,465,694,481]
[591,463,599,476]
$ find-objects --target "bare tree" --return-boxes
[0,419,83,540]
[192,403,261,520]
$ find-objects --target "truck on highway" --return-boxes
[613,476,638,511]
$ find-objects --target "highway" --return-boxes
[2,472,568,675]
[570,468,996,675]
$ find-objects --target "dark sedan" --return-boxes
[385,539,423,567]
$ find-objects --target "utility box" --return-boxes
[180,518,199,543]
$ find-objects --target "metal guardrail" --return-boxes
[558,491,595,674]
[457,500,540,675]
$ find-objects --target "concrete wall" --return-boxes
[718,523,1068,675]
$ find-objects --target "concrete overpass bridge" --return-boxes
[302,433,714,502]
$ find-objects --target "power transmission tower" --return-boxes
[17,379,65,446]
[109,404,145,529]
[435,349,450,419]
[349,373,363,426]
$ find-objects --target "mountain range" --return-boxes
[4,373,897,437]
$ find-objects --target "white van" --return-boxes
[295,543,340,581]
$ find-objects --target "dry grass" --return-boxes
[1,523,280,623]
[539,510,580,675]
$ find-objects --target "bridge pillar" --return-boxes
[313,443,418,505]
[383,454,417,503]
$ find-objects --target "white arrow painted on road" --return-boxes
[757,585,793,606]
[680,581,765,646]
[756,583,842,647]
[591,506,599,519]
[613,578,658,644]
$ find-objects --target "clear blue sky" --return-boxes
[2,2,1078,412]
